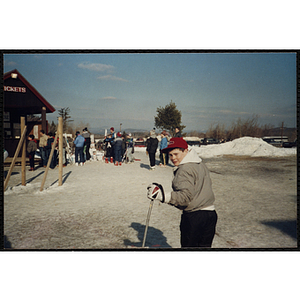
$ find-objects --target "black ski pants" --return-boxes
[180,209,218,248]
[149,152,156,167]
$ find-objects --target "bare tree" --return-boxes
[58,107,73,133]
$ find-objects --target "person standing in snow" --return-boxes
[109,127,116,162]
[82,127,91,162]
[126,133,134,163]
[74,131,85,166]
[45,132,58,169]
[121,134,126,159]
[174,127,182,137]
[27,134,38,171]
[113,132,123,166]
[39,129,48,167]
[147,137,218,248]
[159,130,169,167]
[104,133,114,163]
[146,129,158,170]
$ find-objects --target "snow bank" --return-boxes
[193,137,296,158]
[134,137,296,158]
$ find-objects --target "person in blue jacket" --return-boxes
[74,131,85,166]
[159,130,169,167]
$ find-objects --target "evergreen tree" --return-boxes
[154,101,185,136]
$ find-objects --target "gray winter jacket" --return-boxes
[169,148,215,212]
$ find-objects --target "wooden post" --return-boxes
[4,126,27,191]
[40,132,58,192]
[58,117,63,186]
[42,107,47,132]
[21,117,26,186]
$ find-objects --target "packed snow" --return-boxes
[4,136,297,250]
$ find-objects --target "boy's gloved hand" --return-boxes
[147,183,171,203]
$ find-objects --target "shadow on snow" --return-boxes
[261,220,297,240]
[50,171,72,186]
[124,222,171,248]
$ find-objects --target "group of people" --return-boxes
[27,129,67,171]
[25,129,68,171]
[146,127,182,170]
[23,124,217,248]
[103,127,134,166]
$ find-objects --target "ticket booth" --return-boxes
[4,69,56,157]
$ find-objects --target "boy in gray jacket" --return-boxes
[147,137,217,248]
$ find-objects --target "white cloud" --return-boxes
[97,75,128,82]
[78,62,114,72]
[5,61,17,66]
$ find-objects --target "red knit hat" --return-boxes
[117,132,122,137]
[162,137,188,153]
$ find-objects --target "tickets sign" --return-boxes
[4,86,26,93]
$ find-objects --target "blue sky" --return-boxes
[4,52,297,133]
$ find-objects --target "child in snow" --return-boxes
[146,130,158,170]
[147,138,217,248]
[104,134,113,163]
[27,134,38,171]
[159,130,169,167]
[126,133,134,163]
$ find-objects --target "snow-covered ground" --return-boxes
[3,137,297,249]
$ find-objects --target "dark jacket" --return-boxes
[113,137,123,149]
[146,137,158,153]
[82,131,91,146]
[27,140,37,153]
[45,137,54,150]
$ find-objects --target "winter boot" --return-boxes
[110,157,114,163]
[119,162,122,166]
[105,157,108,163]
[114,161,119,166]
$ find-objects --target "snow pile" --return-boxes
[193,137,296,158]
[134,137,296,158]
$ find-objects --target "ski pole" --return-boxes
[142,199,154,248]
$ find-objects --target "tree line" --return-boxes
[47,103,296,141]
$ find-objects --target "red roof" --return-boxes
[4,69,55,113]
